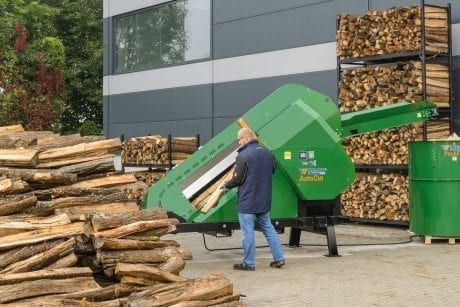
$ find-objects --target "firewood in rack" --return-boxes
[341,173,409,221]
[337,6,448,59]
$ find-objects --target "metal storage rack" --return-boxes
[336,1,455,226]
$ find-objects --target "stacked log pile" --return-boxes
[341,173,409,221]
[337,6,448,59]
[133,169,167,187]
[122,135,198,166]
[0,124,242,305]
[339,62,450,112]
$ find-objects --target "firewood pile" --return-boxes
[336,6,448,59]
[122,136,198,166]
[0,124,242,306]
[339,62,450,113]
[133,169,167,187]
[341,172,409,221]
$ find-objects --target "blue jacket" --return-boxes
[224,140,275,214]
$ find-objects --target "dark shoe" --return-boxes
[270,259,285,268]
[233,263,255,271]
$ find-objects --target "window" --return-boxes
[114,0,210,73]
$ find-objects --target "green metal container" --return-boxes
[409,140,460,236]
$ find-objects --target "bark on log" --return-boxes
[35,192,129,216]
[0,131,55,149]
[127,273,234,307]
[0,124,24,133]
[94,238,179,250]
[49,181,148,200]
[120,275,160,286]
[0,276,100,303]
[0,194,37,216]
[93,219,179,239]
[58,283,145,301]
[90,208,169,232]
[57,157,115,176]
[44,252,78,269]
[0,149,38,167]
[55,202,139,222]
[0,239,64,270]
[0,222,84,251]
[98,246,192,265]
[1,238,75,273]
[36,134,105,151]
[0,177,29,195]
[0,213,71,236]
[0,267,92,285]
[37,153,114,168]
[0,167,77,186]
[158,256,186,275]
[68,173,138,189]
[115,262,188,283]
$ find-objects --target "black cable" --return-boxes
[201,233,417,252]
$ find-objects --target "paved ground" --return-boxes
[164,224,460,306]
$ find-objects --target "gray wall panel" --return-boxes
[108,84,212,124]
[214,117,238,135]
[213,1,338,59]
[369,0,460,23]
[103,17,112,76]
[106,119,212,141]
[213,0,331,24]
[213,70,337,118]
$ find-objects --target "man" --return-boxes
[223,127,285,271]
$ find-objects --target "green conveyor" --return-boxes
[143,84,436,253]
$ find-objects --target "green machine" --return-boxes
[144,84,436,256]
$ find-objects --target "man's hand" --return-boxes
[220,182,229,193]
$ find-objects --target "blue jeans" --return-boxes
[238,212,284,267]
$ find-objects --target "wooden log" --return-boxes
[0,149,38,167]
[68,173,138,189]
[58,284,145,301]
[1,238,75,273]
[201,170,234,213]
[94,238,179,250]
[0,276,100,303]
[120,275,159,286]
[35,192,129,216]
[0,213,71,236]
[0,267,92,285]
[36,134,105,151]
[0,131,55,149]
[93,219,180,239]
[0,167,77,186]
[127,273,234,306]
[115,262,188,283]
[44,252,78,269]
[90,208,169,232]
[158,256,186,275]
[0,177,29,195]
[57,156,115,176]
[0,222,84,251]
[49,181,148,199]
[38,138,121,162]
[55,202,139,222]
[0,239,64,270]
[37,153,114,168]
[0,194,37,216]
[98,246,193,265]
[0,124,24,133]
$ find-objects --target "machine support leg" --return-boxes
[289,227,301,246]
[324,217,340,257]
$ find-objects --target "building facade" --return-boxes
[103,0,460,142]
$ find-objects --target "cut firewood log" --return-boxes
[97,246,193,265]
[158,256,186,275]
[120,275,160,286]
[0,149,38,167]
[0,238,75,273]
[93,219,180,239]
[38,138,121,162]
[68,173,138,189]
[115,262,188,283]
[58,283,145,301]
[89,208,169,232]
[36,134,105,151]
[192,168,233,209]
[0,177,29,195]
[55,202,139,222]
[0,214,71,236]
[57,157,115,176]
[201,169,234,213]
[44,252,78,269]
[94,238,179,250]
[127,273,235,306]
[0,267,92,285]
[0,167,77,186]
[0,131,55,149]
[0,239,64,270]
[48,181,148,200]
[0,193,37,216]
[0,276,100,304]
[0,222,84,251]
[37,153,114,168]
[0,124,24,134]
[35,192,129,216]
